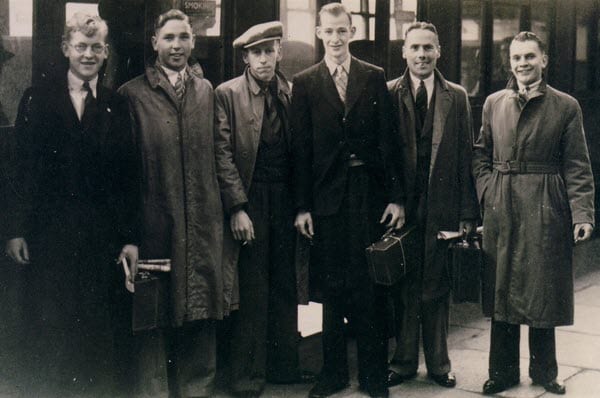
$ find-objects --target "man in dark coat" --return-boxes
[473,31,594,396]
[3,13,139,397]
[291,4,403,398]
[118,9,226,398]
[214,21,314,397]
[386,22,479,390]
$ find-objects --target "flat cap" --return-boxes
[233,21,283,49]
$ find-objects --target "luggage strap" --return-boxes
[493,160,559,174]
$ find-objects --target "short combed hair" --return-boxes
[62,13,108,42]
[404,21,438,41]
[154,9,191,35]
[512,31,546,53]
[317,3,352,26]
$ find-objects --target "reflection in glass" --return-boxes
[389,0,417,40]
[491,0,520,92]
[66,2,99,21]
[279,0,317,79]
[1,0,32,127]
[461,0,481,96]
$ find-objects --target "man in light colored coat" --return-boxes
[473,31,594,396]
[118,9,229,398]
[386,21,479,390]
[214,21,313,397]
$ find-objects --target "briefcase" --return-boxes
[448,233,483,303]
[365,225,417,286]
[132,270,169,333]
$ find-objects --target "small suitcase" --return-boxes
[132,270,169,333]
[365,225,417,286]
[448,234,483,303]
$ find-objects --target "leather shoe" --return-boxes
[429,372,456,388]
[482,378,519,395]
[268,370,316,384]
[536,380,566,395]
[308,379,349,398]
[387,370,417,387]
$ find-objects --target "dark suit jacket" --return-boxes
[4,69,139,251]
[388,69,479,300]
[291,57,403,216]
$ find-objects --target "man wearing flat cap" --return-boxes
[215,21,314,397]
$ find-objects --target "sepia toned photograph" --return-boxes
[0,1,599,397]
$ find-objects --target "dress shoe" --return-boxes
[536,379,566,395]
[482,378,519,395]
[268,370,316,384]
[387,370,417,387]
[429,372,456,388]
[308,379,349,398]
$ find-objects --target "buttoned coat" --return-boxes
[388,69,479,301]
[473,78,595,327]
[291,57,403,217]
[214,69,308,304]
[119,63,232,325]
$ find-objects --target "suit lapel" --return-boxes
[344,57,367,116]
[318,61,344,115]
[398,75,418,173]
[430,77,452,174]
[57,78,82,131]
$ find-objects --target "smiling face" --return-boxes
[402,28,440,80]
[243,40,282,82]
[62,30,108,81]
[509,39,548,86]
[152,19,195,71]
[316,11,355,64]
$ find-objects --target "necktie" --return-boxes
[81,81,95,121]
[334,65,348,104]
[174,72,185,102]
[518,85,530,108]
[262,82,282,145]
[415,80,427,128]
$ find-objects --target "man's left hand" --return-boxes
[380,203,405,230]
[459,219,476,236]
[118,244,139,282]
[573,223,593,243]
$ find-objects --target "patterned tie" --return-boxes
[174,72,185,102]
[518,85,530,108]
[81,81,95,121]
[415,80,427,128]
[334,65,348,104]
[262,82,282,145]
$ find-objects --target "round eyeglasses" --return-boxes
[69,43,107,54]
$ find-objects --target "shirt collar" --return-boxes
[517,79,542,94]
[67,70,98,97]
[409,71,435,95]
[324,55,351,76]
[160,64,187,87]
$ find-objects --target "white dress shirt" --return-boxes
[160,65,187,87]
[324,55,352,77]
[409,72,435,108]
[517,78,542,96]
[67,70,97,120]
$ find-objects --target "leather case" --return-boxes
[365,225,417,286]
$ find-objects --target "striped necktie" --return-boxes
[415,80,427,128]
[334,65,348,104]
[174,72,185,102]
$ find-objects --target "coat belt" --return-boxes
[493,160,559,174]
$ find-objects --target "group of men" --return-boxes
[2,2,594,398]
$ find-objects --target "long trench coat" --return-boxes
[214,68,308,304]
[472,78,595,328]
[388,69,480,300]
[119,63,233,325]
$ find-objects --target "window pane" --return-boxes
[575,0,594,92]
[184,0,221,37]
[66,2,99,20]
[491,0,520,92]
[390,0,417,40]
[279,0,317,79]
[461,0,481,96]
[531,0,549,45]
[1,0,32,127]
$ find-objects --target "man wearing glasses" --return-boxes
[4,13,139,397]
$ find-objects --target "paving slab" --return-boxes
[551,369,600,398]
[388,378,483,398]
[555,329,600,370]
[574,285,600,307]
[562,304,600,336]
